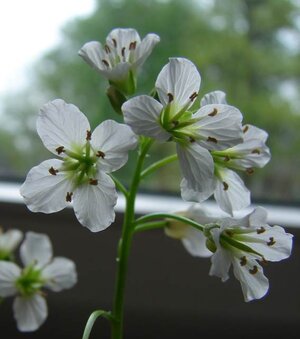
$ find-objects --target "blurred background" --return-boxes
[0,0,300,204]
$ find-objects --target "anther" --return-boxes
[56,146,65,155]
[48,167,58,176]
[104,44,111,53]
[207,136,218,143]
[96,151,105,158]
[223,181,229,191]
[121,47,126,57]
[129,41,137,50]
[225,230,234,237]
[246,168,254,175]
[189,92,198,101]
[112,38,117,47]
[251,149,261,154]
[208,108,218,117]
[259,257,268,266]
[66,192,73,202]
[86,130,92,141]
[172,121,179,127]
[243,125,249,133]
[102,59,109,67]
[167,93,174,103]
[224,155,231,162]
[189,137,196,143]
[249,265,258,274]
[240,256,247,266]
[267,237,276,246]
[89,178,98,185]
[256,227,266,234]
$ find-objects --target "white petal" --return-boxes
[13,294,48,332]
[200,90,227,106]
[91,120,138,172]
[156,58,201,109]
[0,229,23,252]
[133,33,160,68]
[177,143,214,196]
[78,41,108,72]
[193,104,243,150]
[249,206,268,226]
[20,159,72,214]
[122,95,170,141]
[37,99,90,156]
[214,169,250,215]
[107,28,141,54]
[73,171,118,232]
[231,256,269,302]
[182,227,213,257]
[243,124,268,143]
[42,257,77,292]
[0,261,20,297]
[20,232,53,268]
[209,248,232,282]
[180,178,214,203]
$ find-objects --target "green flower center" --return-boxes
[16,265,44,297]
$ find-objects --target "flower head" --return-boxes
[20,99,138,232]
[0,232,77,331]
[0,228,23,261]
[79,28,160,95]
[122,58,243,201]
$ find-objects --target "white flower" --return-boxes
[0,232,77,332]
[208,207,293,301]
[20,99,138,232]
[0,228,23,260]
[122,58,243,201]
[79,28,160,94]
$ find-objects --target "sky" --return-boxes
[0,0,95,97]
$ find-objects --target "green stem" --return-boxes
[111,138,153,339]
[110,174,128,198]
[135,213,204,232]
[140,154,177,179]
[134,220,168,233]
[82,310,112,339]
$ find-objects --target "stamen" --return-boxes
[86,130,92,141]
[243,125,249,133]
[102,59,109,67]
[89,178,98,185]
[259,257,268,266]
[224,155,231,162]
[256,227,266,234]
[189,137,195,143]
[223,181,229,191]
[167,93,174,103]
[207,136,218,143]
[66,192,73,202]
[121,47,126,57]
[104,44,111,53]
[225,230,233,237]
[48,167,58,176]
[249,265,258,274]
[112,38,117,47]
[129,41,137,50]
[251,149,261,154]
[246,168,254,175]
[208,108,218,117]
[96,151,105,158]
[267,237,276,246]
[240,256,247,266]
[189,92,198,101]
[172,121,179,127]
[56,146,65,155]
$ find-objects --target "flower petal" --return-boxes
[20,159,72,214]
[182,227,213,257]
[133,33,160,68]
[42,257,77,292]
[122,95,170,141]
[214,168,250,215]
[91,120,138,172]
[37,99,90,156]
[13,294,48,332]
[73,171,118,232]
[107,28,141,54]
[200,90,227,106]
[78,41,108,72]
[0,261,20,297]
[180,178,214,203]
[155,58,201,109]
[20,232,53,268]
[193,104,243,150]
[0,229,23,252]
[209,248,232,282]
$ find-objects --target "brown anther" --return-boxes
[189,92,198,101]
[112,38,117,47]
[167,93,174,103]
[129,41,137,50]
[246,168,254,175]
[259,257,268,266]
[223,181,229,191]
[240,256,247,266]
[66,192,73,202]
[104,44,111,53]
[102,59,109,67]
[189,137,196,143]
[86,130,92,141]
[96,151,105,158]
[89,178,98,185]
[207,136,218,143]
[121,47,126,57]
[224,155,231,162]
[243,125,249,133]
[208,108,218,117]
[251,149,261,154]
[249,265,258,275]
[172,120,179,127]
[56,146,65,155]
[225,230,234,237]
[256,226,266,234]
[267,237,276,246]
[48,167,58,176]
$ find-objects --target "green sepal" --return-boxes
[106,85,127,115]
